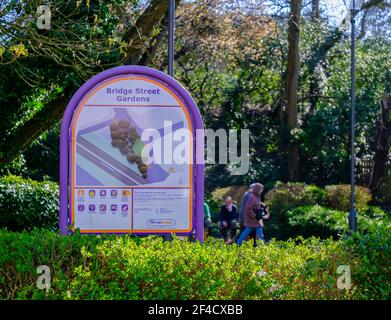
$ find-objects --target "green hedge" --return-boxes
[0,228,389,300]
[264,182,373,240]
[343,223,391,299]
[0,175,59,231]
[325,185,371,212]
[264,182,326,239]
[286,205,347,239]
[286,205,389,239]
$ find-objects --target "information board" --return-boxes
[59,66,204,239]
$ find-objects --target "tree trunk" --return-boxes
[285,0,302,181]
[311,0,320,20]
[369,96,391,194]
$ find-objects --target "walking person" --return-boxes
[236,183,269,245]
[238,184,255,226]
[238,184,257,246]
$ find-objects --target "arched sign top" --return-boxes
[59,66,204,241]
[63,66,203,129]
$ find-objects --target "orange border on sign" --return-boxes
[70,76,194,234]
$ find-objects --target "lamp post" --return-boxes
[348,0,363,232]
[168,0,175,77]
[162,0,176,242]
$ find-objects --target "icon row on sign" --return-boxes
[77,204,129,212]
[77,190,131,197]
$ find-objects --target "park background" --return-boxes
[0,0,390,299]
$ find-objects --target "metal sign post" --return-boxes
[168,0,175,77]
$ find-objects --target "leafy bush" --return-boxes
[305,185,327,203]
[0,229,352,299]
[211,186,247,205]
[264,182,326,239]
[325,185,371,212]
[361,206,391,233]
[0,229,107,300]
[263,183,376,240]
[265,182,326,215]
[286,205,347,239]
[0,228,389,300]
[286,205,390,240]
[343,223,391,300]
[0,175,59,231]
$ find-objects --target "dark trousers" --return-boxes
[217,220,238,240]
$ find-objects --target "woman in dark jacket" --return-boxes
[236,183,267,245]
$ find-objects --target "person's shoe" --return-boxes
[225,238,233,245]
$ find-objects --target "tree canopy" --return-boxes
[0,0,390,198]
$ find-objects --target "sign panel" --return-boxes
[60,66,204,238]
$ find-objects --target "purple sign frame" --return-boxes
[59,66,204,242]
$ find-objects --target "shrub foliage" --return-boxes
[286,205,347,239]
[263,182,375,240]
[0,228,389,300]
[325,185,372,212]
[264,182,326,239]
[0,175,59,231]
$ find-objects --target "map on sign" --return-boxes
[70,76,193,233]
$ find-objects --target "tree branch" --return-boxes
[122,0,180,65]
[0,90,70,165]
[305,0,385,74]
[361,0,384,10]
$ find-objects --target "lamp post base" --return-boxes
[348,208,358,232]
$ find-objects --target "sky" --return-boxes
[323,0,351,24]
